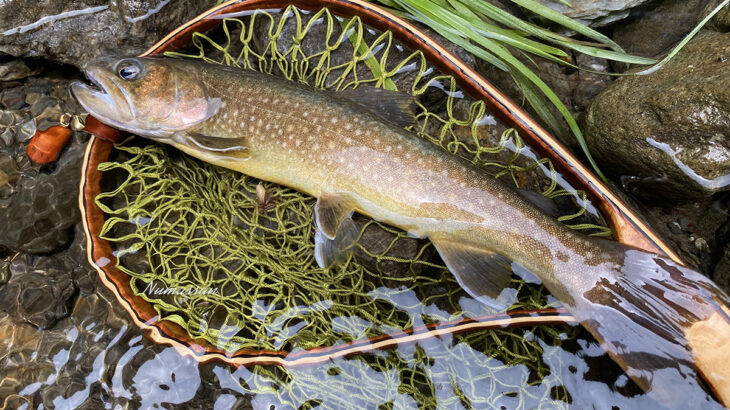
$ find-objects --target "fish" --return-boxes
[72,56,730,408]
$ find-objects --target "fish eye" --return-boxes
[117,60,142,81]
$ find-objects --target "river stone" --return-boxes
[0,141,84,253]
[612,0,712,58]
[0,1,211,68]
[705,0,730,32]
[0,254,77,329]
[582,30,730,201]
[535,0,650,26]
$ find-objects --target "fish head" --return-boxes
[71,57,221,138]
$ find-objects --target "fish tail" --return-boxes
[573,242,730,408]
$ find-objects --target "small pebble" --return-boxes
[24,92,41,106]
[0,153,20,187]
[694,237,709,252]
[0,128,15,146]
[0,60,35,82]
[15,119,36,142]
[0,88,25,110]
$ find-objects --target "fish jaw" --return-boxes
[71,64,138,133]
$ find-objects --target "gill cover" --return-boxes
[71,57,221,137]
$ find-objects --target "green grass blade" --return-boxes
[509,0,624,52]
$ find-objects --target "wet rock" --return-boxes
[706,0,730,32]
[1,87,26,110]
[0,1,212,68]
[583,30,730,201]
[612,0,712,58]
[535,0,650,26]
[0,254,77,329]
[0,259,9,287]
[637,197,726,274]
[0,59,40,81]
[0,151,20,188]
[0,141,84,253]
[711,204,730,294]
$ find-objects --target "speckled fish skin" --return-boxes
[72,57,730,407]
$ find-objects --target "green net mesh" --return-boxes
[93,6,617,407]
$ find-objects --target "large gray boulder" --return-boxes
[0,0,211,68]
[583,30,730,201]
[535,0,651,26]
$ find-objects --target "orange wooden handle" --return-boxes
[26,125,73,164]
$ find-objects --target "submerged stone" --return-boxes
[612,0,713,58]
[583,30,730,201]
[0,254,77,329]
[0,142,83,253]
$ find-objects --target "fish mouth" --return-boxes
[71,65,135,130]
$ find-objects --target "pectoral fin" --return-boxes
[431,237,517,310]
[315,194,356,239]
[314,217,359,269]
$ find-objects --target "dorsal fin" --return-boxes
[337,87,416,127]
[430,237,517,310]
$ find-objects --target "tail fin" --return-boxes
[573,243,730,408]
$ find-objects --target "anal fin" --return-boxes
[431,237,517,310]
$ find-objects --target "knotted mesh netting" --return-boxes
[93,5,618,407]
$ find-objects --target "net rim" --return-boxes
[78,0,675,367]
